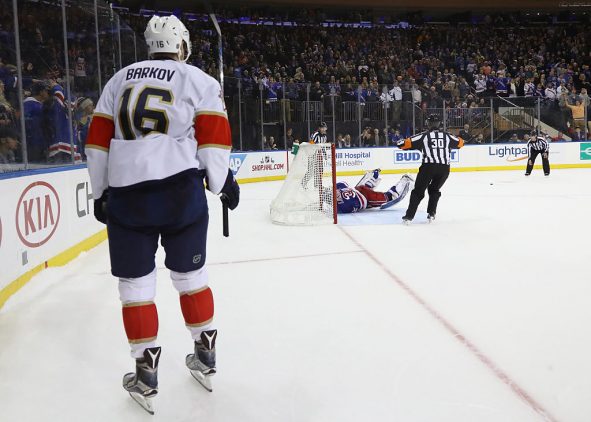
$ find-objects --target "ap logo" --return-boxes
[229,153,247,176]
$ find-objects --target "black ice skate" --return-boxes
[123,346,161,415]
[427,213,436,223]
[186,329,217,392]
[402,216,412,225]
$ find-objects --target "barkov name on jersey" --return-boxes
[126,67,176,82]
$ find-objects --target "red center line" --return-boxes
[338,226,559,422]
[207,250,363,266]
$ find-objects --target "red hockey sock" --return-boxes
[179,287,214,327]
[122,302,159,344]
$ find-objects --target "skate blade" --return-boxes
[128,391,155,415]
[190,369,214,392]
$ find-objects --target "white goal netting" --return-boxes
[270,143,336,225]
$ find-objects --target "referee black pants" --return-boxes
[526,150,550,175]
[404,163,450,220]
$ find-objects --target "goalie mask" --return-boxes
[145,15,192,62]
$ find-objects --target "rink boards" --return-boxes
[1,142,590,309]
[233,142,591,182]
[0,167,106,308]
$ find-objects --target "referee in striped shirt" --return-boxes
[398,114,464,224]
[310,122,328,143]
[526,132,550,176]
[300,122,329,188]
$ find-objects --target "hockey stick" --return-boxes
[202,0,224,95]
[222,200,229,237]
[203,1,229,237]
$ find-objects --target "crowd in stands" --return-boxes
[123,10,591,143]
[2,3,591,168]
[0,0,116,168]
[203,21,591,139]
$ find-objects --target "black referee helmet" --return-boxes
[319,121,328,129]
[426,114,441,130]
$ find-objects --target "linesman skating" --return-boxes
[397,114,464,224]
[525,132,550,176]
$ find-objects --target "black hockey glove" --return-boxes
[94,190,108,224]
[220,169,240,210]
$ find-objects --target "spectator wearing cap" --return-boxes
[0,127,19,167]
[23,81,51,162]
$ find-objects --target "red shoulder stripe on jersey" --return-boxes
[86,115,114,151]
[194,113,232,149]
[458,137,465,148]
[93,112,113,121]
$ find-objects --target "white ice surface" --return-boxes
[1,169,590,422]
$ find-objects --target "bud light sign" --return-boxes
[393,150,459,164]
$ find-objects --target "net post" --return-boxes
[331,143,337,224]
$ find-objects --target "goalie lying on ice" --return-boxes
[336,169,414,214]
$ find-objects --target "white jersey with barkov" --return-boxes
[87,59,230,199]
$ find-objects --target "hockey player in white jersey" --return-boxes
[85,15,239,414]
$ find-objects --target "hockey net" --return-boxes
[270,143,337,225]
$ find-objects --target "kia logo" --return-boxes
[15,181,61,248]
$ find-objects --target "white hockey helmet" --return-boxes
[144,15,192,62]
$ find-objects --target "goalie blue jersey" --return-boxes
[335,182,367,214]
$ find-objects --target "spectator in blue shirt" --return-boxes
[388,128,402,145]
[23,81,50,163]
